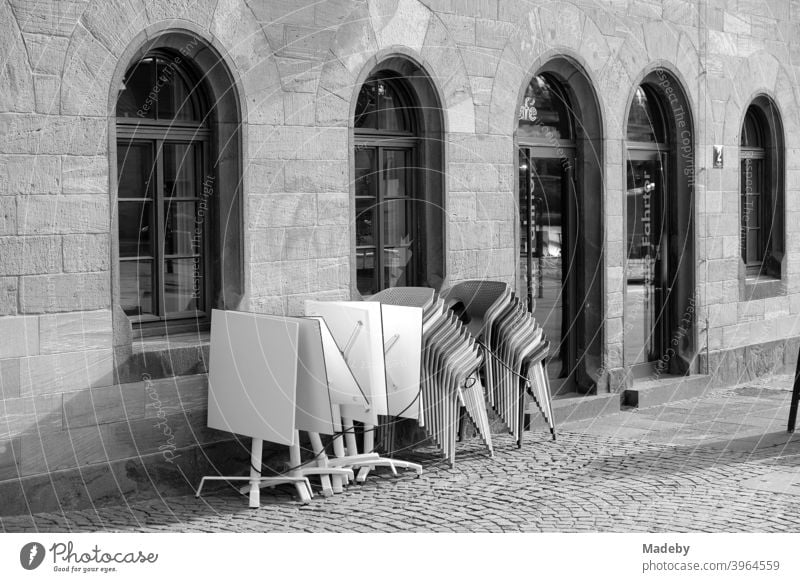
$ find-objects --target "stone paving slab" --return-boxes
[2,377,800,533]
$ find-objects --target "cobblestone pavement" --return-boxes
[3,376,800,533]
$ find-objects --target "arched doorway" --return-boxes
[624,71,695,378]
[517,59,603,394]
[352,59,444,296]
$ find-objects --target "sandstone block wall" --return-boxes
[0,0,799,512]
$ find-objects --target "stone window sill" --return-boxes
[117,332,210,385]
[132,331,210,354]
[741,275,785,300]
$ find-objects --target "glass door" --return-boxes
[625,155,668,375]
[520,149,577,389]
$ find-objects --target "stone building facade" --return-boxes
[1,0,799,513]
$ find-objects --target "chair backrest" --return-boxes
[440,280,509,320]
[369,287,436,310]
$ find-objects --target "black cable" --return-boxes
[475,339,532,388]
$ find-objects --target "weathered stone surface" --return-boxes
[248,193,316,229]
[273,56,319,94]
[283,160,347,193]
[142,374,208,418]
[19,348,114,396]
[62,381,146,429]
[17,195,109,235]
[461,45,501,78]
[62,156,107,194]
[38,310,112,354]
[448,134,512,164]
[0,437,20,481]
[0,199,15,236]
[79,0,148,57]
[0,278,18,317]
[20,272,110,313]
[449,192,477,221]
[0,393,62,440]
[314,88,349,126]
[247,0,316,25]
[250,126,347,160]
[447,162,512,192]
[0,315,38,359]
[0,2,35,114]
[0,357,20,398]
[62,233,110,272]
[316,193,348,226]
[0,115,107,155]
[0,155,60,195]
[32,74,60,114]
[371,0,431,53]
[0,236,62,275]
[60,23,116,116]
[9,0,90,36]
[22,33,69,74]
[328,1,376,75]
[281,226,349,260]
[144,0,217,29]
[248,228,285,263]
[742,341,785,381]
[247,159,284,194]
[283,92,315,126]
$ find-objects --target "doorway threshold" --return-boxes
[624,374,713,408]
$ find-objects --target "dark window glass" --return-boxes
[518,74,572,142]
[354,78,412,132]
[116,55,199,121]
[739,105,775,275]
[354,73,419,295]
[120,260,154,316]
[117,143,154,199]
[116,52,209,328]
[626,86,666,143]
[741,110,763,148]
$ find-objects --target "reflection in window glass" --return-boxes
[517,75,571,142]
[163,143,198,198]
[354,78,411,132]
[117,143,153,199]
[116,51,209,327]
[120,260,154,316]
[164,258,201,314]
[626,86,666,143]
[118,201,153,258]
[116,55,199,121]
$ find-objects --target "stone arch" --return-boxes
[315,0,472,133]
[349,53,447,293]
[1,0,35,113]
[725,51,800,145]
[489,5,614,138]
[107,27,246,345]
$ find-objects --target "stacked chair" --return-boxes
[369,287,494,466]
[199,280,557,507]
[441,281,556,447]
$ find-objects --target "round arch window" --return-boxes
[116,52,212,332]
[740,98,783,278]
[354,73,422,295]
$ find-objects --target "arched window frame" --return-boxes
[739,96,784,279]
[353,70,427,295]
[115,49,214,335]
[514,59,605,392]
